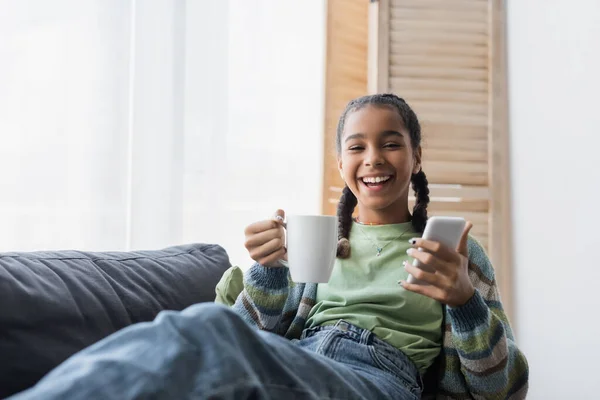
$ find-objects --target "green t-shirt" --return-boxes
[305,221,443,373]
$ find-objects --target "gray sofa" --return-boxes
[0,243,231,398]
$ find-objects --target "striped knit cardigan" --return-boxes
[215,238,529,399]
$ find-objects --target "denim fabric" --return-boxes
[9,303,421,400]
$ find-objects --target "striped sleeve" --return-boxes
[446,239,529,399]
[231,263,291,333]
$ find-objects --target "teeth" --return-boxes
[362,176,390,184]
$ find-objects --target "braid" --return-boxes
[336,185,357,258]
[411,169,430,232]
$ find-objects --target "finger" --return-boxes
[259,247,287,267]
[408,237,457,263]
[457,221,473,257]
[245,219,282,235]
[403,260,442,286]
[273,209,286,228]
[399,279,446,302]
[248,237,285,263]
[406,248,452,275]
[244,227,284,249]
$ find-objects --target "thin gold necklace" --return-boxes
[356,223,412,257]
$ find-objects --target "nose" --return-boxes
[364,147,384,167]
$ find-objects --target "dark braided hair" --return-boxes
[335,93,430,258]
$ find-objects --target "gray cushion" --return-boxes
[0,243,230,397]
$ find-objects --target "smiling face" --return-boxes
[337,105,421,224]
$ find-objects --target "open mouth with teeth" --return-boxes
[360,175,393,191]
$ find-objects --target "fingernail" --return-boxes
[397,280,404,286]
[402,261,408,269]
[408,238,416,245]
[406,248,414,256]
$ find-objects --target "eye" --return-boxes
[383,142,401,149]
[348,145,364,151]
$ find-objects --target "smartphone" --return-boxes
[406,216,466,285]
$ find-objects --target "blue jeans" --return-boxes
[10,303,422,399]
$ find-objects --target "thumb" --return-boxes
[273,209,286,226]
[457,221,473,257]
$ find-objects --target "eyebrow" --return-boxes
[344,130,404,143]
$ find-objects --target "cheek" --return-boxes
[341,168,354,183]
[402,152,417,169]
[340,157,357,177]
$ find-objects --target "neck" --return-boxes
[356,205,412,225]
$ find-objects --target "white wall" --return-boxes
[508,1,600,398]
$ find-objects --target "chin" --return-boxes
[358,199,396,211]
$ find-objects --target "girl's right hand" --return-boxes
[244,209,287,267]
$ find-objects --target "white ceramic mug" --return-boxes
[279,215,338,283]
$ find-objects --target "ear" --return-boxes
[337,157,344,180]
[412,146,422,174]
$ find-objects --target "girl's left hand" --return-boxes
[400,222,475,307]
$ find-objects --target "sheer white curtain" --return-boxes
[0,0,132,251]
[0,0,326,268]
